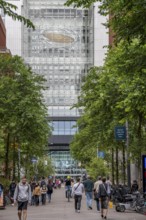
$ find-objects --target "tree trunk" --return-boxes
[12,138,16,180]
[123,143,126,185]
[111,147,115,184]
[116,145,119,185]
[5,133,10,179]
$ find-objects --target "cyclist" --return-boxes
[65,176,72,198]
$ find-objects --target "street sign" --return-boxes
[115,126,126,140]
[142,155,146,193]
[31,157,38,163]
[97,151,105,158]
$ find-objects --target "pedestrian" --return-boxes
[65,176,72,198]
[30,179,36,205]
[33,183,41,206]
[94,176,102,211]
[47,179,53,203]
[83,175,94,210]
[40,182,47,205]
[106,177,112,198]
[0,183,4,208]
[98,177,109,219]
[9,180,16,206]
[131,180,139,193]
[14,176,31,220]
[72,177,84,213]
[40,177,47,187]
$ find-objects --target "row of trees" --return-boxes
[0,55,53,181]
[0,2,54,184]
[65,0,146,184]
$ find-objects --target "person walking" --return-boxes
[14,176,31,220]
[106,177,112,198]
[98,177,109,219]
[94,176,102,211]
[131,180,139,193]
[9,180,16,206]
[83,175,94,210]
[72,177,84,213]
[33,183,41,206]
[30,179,36,205]
[47,179,53,203]
[40,182,47,205]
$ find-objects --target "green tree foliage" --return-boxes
[86,158,109,181]
[0,0,35,29]
[70,40,146,181]
[65,0,146,43]
[0,55,51,179]
[25,158,54,180]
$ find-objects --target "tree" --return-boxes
[70,39,146,184]
[0,0,35,29]
[0,55,51,179]
[65,0,146,44]
[24,158,54,180]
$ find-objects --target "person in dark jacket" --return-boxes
[83,175,94,210]
[98,177,109,219]
[9,180,16,206]
[47,180,53,203]
[131,180,139,193]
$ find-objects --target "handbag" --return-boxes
[109,201,113,208]
[94,191,100,200]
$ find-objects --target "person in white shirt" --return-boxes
[94,176,102,211]
[72,178,84,213]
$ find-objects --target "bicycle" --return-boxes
[66,187,72,202]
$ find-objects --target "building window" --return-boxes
[51,121,77,135]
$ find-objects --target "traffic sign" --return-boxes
[115,126,126,140]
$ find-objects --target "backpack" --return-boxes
[11,183,16,191]
[100,184,108,197]
[47,184,53,193]
[42,184,47,190]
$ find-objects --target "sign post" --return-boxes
[114,124,131,187]
[114,126,126,141]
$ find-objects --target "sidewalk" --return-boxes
[0,187,146,220]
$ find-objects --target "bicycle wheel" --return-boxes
[67,190,70,202]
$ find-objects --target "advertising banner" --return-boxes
[0,184,4,208]
[142,155,146,193]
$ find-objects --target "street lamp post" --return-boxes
[126,120,131,188]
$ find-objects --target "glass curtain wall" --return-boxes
[22,0,93,117]
[22,0,94,176]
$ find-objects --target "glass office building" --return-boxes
[22,0,94,176]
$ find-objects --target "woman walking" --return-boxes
[72,178,84,213]
[47,180,53,203]
[98,177,109,219]
[33,183,41,206]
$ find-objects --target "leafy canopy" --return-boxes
[0,0,35,29]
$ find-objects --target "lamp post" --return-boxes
[126,120,131,188]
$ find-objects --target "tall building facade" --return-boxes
[5,0,108,177]
[22,0,95,176]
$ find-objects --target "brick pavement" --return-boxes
[0,187,146,220]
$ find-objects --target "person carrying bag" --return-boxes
[98,177,109,219]
[72,178,84,213]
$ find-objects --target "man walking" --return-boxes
[94,176,102,211]
[83,175,94,210]
[9,180,16,206]
[14,176,31,220]
[72,177,84,213]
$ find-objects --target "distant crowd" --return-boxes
[0,175,140,220]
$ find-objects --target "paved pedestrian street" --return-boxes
[0,187,146,220]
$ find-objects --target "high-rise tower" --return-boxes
[22,0,95,176]
[5,0,108,177]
